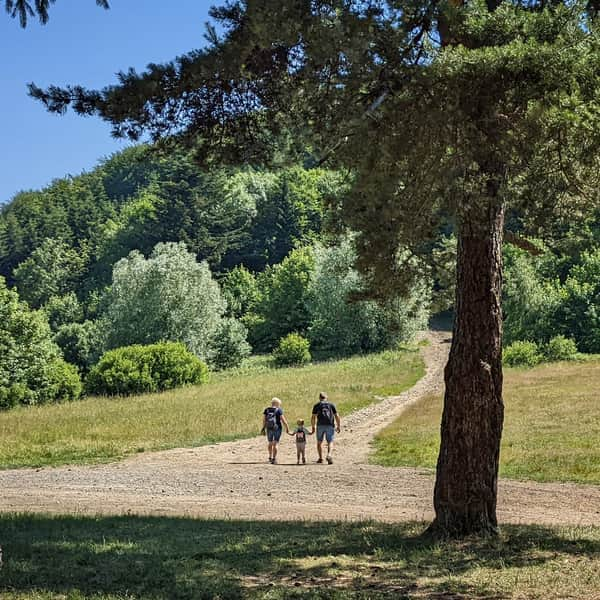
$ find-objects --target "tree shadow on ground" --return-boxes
[0,515,598,599]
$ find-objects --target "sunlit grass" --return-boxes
[372,359,600,484]
[0,347,423,469]
[0,514,599,599]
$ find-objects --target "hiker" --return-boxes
[288,418,312,465]
[311,392,341,464]
[262,397,289,464]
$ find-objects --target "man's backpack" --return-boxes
[265,407,278,430]
[319,402,335,426]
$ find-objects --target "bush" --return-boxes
[272,333,311,367]
[86,341,209,396]
[544,335,578,362]
[503,341,542,367]
[43,292,84,332]
[307,238,431,355]
[45,359,83,402]
[210,317,251,370]
[54,320,102,372]
[0,277,82,408]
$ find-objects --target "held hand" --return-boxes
[336,426,341,433]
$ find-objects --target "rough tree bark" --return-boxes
[429,198,505,537]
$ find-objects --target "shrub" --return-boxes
[307,238,431,355]
[272,333,311,367]
[86,341,209,396]
[0,276,82,408]
[43,292,84,332]
[544,335,578,362]
[45,359,83,402]
[210,317,251,370]
[503,341,542,367]
[54,320,102,372]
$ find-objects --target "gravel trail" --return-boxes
[1,331,599,526]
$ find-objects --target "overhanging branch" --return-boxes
[504,231,544,255]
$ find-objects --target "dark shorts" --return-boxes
[267,426,283,442]
[316,425,335,443]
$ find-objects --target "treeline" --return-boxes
[0,146,338,295]
[0,147,430,407]
[3,143,600,408]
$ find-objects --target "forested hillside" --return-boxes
[0,146,431,406]
[2,143,600,409]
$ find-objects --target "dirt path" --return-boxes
[1,331,599,526]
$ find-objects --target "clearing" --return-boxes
[0,331,599,526]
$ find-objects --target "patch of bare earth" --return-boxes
[1,331,599,526]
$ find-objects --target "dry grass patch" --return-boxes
[0,347,423,469]
[372,359,600,484]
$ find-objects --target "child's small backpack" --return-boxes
[264,407,278,430]
[295,428,306,443]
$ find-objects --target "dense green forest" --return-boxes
[0,146,431,405]
[1,144,599,407]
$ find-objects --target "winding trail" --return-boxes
[1,331,599,526]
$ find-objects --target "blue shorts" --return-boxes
[316,425,335,443]
[267,426,283,442]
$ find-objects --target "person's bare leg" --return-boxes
[268,441,273,461]
[317,440,323,462]
[296,446,301,464]
[326,440,334,463]
[272,442,279,463]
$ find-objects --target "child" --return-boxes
[288,419,312,465]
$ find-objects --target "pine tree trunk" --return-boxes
[429,200,505,537]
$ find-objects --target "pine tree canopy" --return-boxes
[4,0,108,27]
[29,1,600,289]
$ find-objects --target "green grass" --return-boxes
[0,514,599,599]
[372,359,600,484]
[0,348,423,470]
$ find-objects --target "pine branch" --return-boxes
[504,231,544,256]
[5,0,109,27]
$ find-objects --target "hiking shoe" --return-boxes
[316,458,323,464]
[326,455,333,464]
[268,457,274,464]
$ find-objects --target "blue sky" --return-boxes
[1,0,214,204]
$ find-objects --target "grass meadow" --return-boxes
[0,347,423,470]
[0,514,599,599]
[372,359,600,484]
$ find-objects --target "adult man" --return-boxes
[311,392,341,464]
[262,397,289,464]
